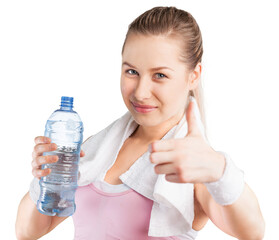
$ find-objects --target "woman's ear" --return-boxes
[188,62,202,90]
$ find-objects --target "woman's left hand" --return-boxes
[149,100,226,184]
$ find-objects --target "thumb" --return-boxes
[186,99,201,137]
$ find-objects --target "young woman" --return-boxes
[16,6,265,240]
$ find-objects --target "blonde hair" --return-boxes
[121,6,207,138]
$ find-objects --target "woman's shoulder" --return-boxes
[81,111,132,152]
[81,118,119,149]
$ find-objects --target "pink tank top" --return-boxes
[72,182,183,240]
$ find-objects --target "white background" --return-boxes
[0,0,278,239]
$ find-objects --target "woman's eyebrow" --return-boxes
[122,61,174,71]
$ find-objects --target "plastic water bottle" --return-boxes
[37,96,83,217]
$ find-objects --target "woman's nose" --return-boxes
[133,76,152,100]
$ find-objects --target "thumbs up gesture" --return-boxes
[149,100,226,183]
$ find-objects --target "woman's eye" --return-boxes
[126,69,138,75]
[125,69,167,79]
[155,73,167,79]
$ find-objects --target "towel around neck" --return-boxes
[78,96,206,237]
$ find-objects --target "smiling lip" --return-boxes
[131,102,157,108]
[131,102,157,113]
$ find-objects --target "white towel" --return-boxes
[77,96,207,237]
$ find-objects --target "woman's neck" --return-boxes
[130,111,185,143]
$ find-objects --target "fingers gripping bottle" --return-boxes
[37,96,83,217]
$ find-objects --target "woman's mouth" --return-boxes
[131,102,158,113]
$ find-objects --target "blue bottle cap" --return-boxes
[60,96,74,108]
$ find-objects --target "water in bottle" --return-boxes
[37,96,83,217]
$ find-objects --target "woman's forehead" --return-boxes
[122,34,184,69]
[123,33,182,53]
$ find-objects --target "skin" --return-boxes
[120,33,265,239]
[31,137,85,178]
[120,33,196,143]
[29,33,265,239]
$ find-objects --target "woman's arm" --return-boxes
[15,192,68,240]
[195,182,265,240]
[149,100,265,239]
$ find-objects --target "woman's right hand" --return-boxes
[31,136,85,179]
[31,136,58,179]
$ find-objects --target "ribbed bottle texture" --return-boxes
[37,96,83,217]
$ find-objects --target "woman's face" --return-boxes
[121,33,199,128]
